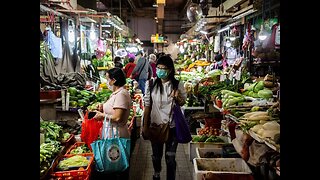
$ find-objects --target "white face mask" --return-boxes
[106,79,114,91]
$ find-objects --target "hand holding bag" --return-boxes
[91,115,131,173]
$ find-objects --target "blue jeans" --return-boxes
[138,78,147,95]
[151,128,178,180]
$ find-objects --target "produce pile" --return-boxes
[68,87,112,108]
[40,141,61,176]
[70,145,91,155]
[57,155,90,171]
[197,127,219,136]
[40,121,63,142]
[237,104,280,145]
[192,135,225,143]
[40,120,77,177]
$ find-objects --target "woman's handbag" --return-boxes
[142,79,170,143]
[172,100,192,143]
[91,116,131,173]
[147,122,170,143]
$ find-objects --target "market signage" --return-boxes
[151,34,164,43]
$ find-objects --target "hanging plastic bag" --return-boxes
[80,111,103,150]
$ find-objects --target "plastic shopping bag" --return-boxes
[80,111,103,150]
[173,101,192,143]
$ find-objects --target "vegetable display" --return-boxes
[192,135,225,143]
[70,145,91,155]
[40,121,63,142]
[57,155,89,170]
[40,141,61,176]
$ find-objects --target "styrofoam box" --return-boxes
[196,147,223,158]
[189,136,231,161]
[193,158,252,180]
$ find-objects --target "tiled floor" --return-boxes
[129,138,194,180]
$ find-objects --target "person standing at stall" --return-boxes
[130,50,153,95]
[149,53,157,78]
[123,57,136,78]
[93,67,131,138]
[143,55,187,180]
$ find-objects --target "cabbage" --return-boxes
[258,89,273,99]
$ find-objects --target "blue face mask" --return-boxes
[217,61,222,66]
[156,68,169,79]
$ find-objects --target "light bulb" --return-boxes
[68,30,75,42]
[226,40,231,47]
[258,34,267,40]
[258,24,267,41]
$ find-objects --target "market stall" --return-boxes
[40,0,280,179]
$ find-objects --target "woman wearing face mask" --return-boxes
[93,67,131,139]
[143,55,187,180]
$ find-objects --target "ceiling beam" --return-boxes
[127,0,137,12]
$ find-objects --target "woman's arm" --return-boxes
[93,108,126,123]
[109,108,126,122]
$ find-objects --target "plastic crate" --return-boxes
[65,142,93,156]
[189,136,230,161]
[196,147,223,158]
[193,158,253,180]
[222,144,242,158]
[50,154,94,180]
[61,134,76,149]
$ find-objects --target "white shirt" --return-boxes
[144,78,187,127]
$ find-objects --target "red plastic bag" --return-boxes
[80,111,103,150]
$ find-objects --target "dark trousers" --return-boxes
[138,78,147,95]
[151,128,178,180]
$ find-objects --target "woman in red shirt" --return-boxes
[123,57,136,78]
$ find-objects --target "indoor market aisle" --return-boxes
[129,138,194,180]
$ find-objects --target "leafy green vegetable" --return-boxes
[57,155,89,170]
[254,81,264,93]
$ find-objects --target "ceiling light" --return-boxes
[101,24,111,27]
[258,25,267,40]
